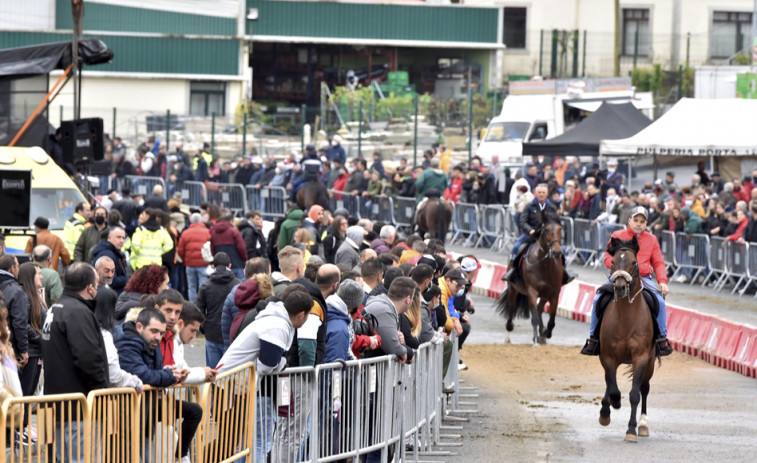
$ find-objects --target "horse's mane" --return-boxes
[606,236,640,256]
[535,212,561,235]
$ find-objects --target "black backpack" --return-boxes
[352,309,379,337]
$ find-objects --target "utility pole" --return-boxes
[613,0,620,77]
[72,0,84,120]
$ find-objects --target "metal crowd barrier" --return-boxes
[703,236,728,288]
[451,202,479,244]
[660,231,678,276]
[90,175,121,196]
[560,216,576,263]
[138,384,203,463]
[181,181,207,209]
[124,175,166,197]
[476,205,506,251]
[359,196,395,225]
[721,240,749,294]
[206,182,247,216]
[742,243,757,297]
[503,208,520,251]
[88,387,139,463]
[256,186,288,219]
[671,233,710,284]
[328,190,361,218]
[571,218,599,266]
[0,393,89,463]
[393,196,417,232]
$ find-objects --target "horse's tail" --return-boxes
[495,287,531,319]
[437,199,446,242]
[494,288,509,319]
[514,293,530,318]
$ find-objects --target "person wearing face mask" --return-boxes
[601,159,624,202]
[74,206,109,264]
[41,262,109,458]
[326,134,346,166]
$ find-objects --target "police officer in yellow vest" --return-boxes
[130,208,174,270]
[63,202,92,255]
[192,143,213,182]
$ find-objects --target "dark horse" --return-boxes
[413,195,452,242]
[296,181,330,211]
[598,236,656,442]
[495,213,564,345]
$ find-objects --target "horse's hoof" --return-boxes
[538,336,547,345]
[611,400,621,410]
[624,433,638,443]
[638,425,649,437]
[598,415,611,426]
[504,336,511,344]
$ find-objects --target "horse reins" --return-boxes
[525,227,562,265]
[610,252,643,303]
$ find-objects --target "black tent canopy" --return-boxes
[522,101,652,157]
[0,38,113,80]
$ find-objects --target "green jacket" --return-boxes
[415,168,448,203]
[74,225,107,263]
[683,209,703,234]
[41,267,63,307]
[278,209,304,251]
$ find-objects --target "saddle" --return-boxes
[513,235,539,271]
[593,284,661,339]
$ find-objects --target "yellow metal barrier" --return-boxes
[0,393,89,463]
[87,388,139,463]
[199,362,256,463]
[138,384,203,463]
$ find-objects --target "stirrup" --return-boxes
[580,337,599,356]
[655,337,674,356]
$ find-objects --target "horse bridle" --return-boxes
[526,224,562,264]
[609,248,642,303]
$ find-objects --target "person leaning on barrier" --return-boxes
[503,183,577,286]
[174,302,217,383]
[363,276,418,364]
[580,206,674,357]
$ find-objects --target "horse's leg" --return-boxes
[536,299,547,344]
[625,361,648,442]
[638,379,650,437]
[527,289,540,346]
[505,290,516,344]
[543,294,558,339]
[599,358,618,426]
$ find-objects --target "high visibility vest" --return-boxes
[130,225,174,270]
[193,151,213,171]
[63,213,88,255]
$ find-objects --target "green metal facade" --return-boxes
[55,0,236,36]
[0,32,239,76]
[247,0,499,44]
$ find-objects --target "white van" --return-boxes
[476,89,654,168]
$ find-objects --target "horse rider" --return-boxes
[503,183,576,285]
[290,144,322,202]
[580,206,674,356]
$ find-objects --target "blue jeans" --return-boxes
[256,396,276,461]
[206,340,226,369]
[231,267,244,280]
[56,421,85,463]
[510,234,530,260]
[186,265,209,302]
[589,276,667,336]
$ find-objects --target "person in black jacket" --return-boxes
[90,227,129,294]
[0,255,30,368]
[238,211,267,259]
[40,262,108,459]
[114,308,202,462]
[195,253,240,368]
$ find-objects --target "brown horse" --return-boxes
[495,214,564,345]
[598,236,656,442]
[296,181,330,211]
[414,196,452,242]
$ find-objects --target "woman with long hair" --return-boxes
[399,288,421,350]
[114,265,170,322]
[17,262,45,397]
[322,215,348,264]
[94,287,143,391]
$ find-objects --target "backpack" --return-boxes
[352,310,379,337]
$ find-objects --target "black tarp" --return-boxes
[0,38,113,80]
[522,101,652,157]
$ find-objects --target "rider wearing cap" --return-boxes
[580,206,674,356]
[503,183,576,285]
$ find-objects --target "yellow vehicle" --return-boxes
[0,146,88,254]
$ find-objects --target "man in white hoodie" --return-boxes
[216,287,313,462]
[173,302,217,384]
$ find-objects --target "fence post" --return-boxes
[166,109,171,152]
[582,30,587,76]
[633,28,639,68]
[551,29,558,78]
[242,111,247,157]
[572,29,579,77]
[686,32,690,67]
[677,64,683,100]
[467,66,473,165]
[358,100,363,158]
[413,93,419,168]
[112,106,117,139]
[211,112,216,155]
[539,29,544,76]
[301,103,306,154]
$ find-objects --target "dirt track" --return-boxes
[444,344,757,462]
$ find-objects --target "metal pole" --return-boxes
[59,105,63,125]
[539,30,544,76]
[242,112,247,157]
[572,30,579,77]
[633,28,639,68]
[166,109,170,153]
[551,29,558,78]
[753,0,757,65]
[686,32,690,68]
[582,30,587,76]
[301,103,306,154]
[211,112,216,155]
[358,100,363,158]
[614,0,620,76]
[467,66,473,164]
[413,93,418,168]
[677,65,683,100]
[112,107,116,139]
[492,89,498,118]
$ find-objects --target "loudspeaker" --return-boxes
[60,118,104,165]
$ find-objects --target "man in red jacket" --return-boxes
[580,206,674,356]
[177,213,211,301]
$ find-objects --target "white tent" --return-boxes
[599,98,757,157]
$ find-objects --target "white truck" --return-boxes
[476,78,653,168]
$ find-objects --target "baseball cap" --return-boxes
[630,206,648,220]
[444,268,467,285]
[460,257,480,273]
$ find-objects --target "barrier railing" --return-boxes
[394,196,417,231]
[572,218,598,266]
[138,384,203,463]
[181,180,207,209]
[328,190,361,218]
[723,240,749,294]
[660,231,678,276]
[671,233,710,284]
[451,202,479,244]
[476,205,506,251]
[88,387,139,463]
[261,186,288,219]
[206,182,247,216]
[703,236,727,289]
[124,175,166,197]
[359,195,395,225]
[560,216,576,263]
[0,393,89,463]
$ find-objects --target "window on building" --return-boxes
[503,7,527,49]
[189,81,226,116]
[711,11,753,59]
[622,8,650,57]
